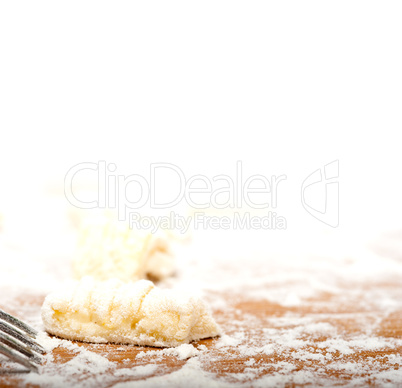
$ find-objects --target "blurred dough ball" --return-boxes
[72,213,175,282]
[68,206,192,244]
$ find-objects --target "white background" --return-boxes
[0,1,401,242]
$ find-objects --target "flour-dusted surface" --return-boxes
[42,277,221,347]
[1,222,402,386]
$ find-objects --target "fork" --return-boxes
[0,309,45,373]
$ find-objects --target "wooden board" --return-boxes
[1,280,402,387]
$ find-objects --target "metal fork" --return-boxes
[0,309,45,373]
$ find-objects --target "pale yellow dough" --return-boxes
[41,277,221,347]
[72,215,175,282]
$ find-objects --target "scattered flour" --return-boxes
[23,341,116,388]
[1,215,402,386]
[112,358,234,388]
[114,364,158,378]
[163,344,200,360]
[136,344,200,361]
[215,333,244,348]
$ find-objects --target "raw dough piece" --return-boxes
[72,215,174,282]
[41,277,221,347]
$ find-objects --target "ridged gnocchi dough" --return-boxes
[41,277,221,347]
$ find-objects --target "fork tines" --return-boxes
[0,309,45,373]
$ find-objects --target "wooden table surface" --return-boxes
[1,278,402,387]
